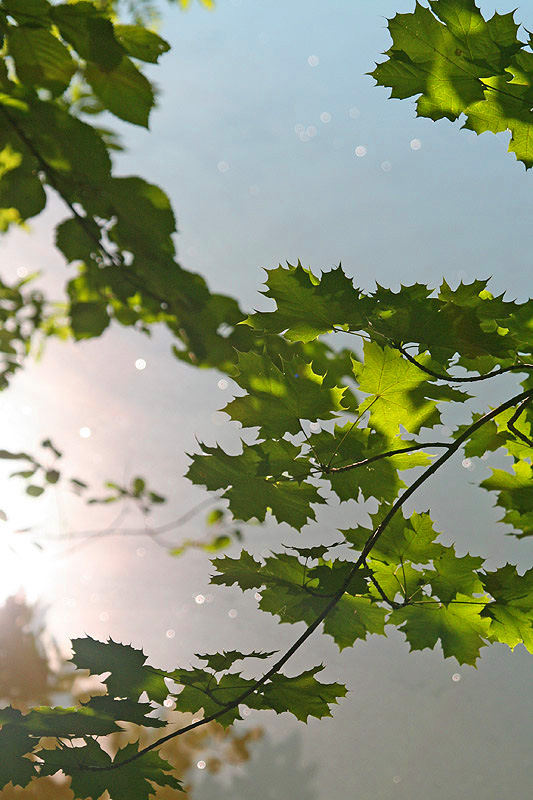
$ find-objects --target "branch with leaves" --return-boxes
[2,264,533,797]
[0,1,532,798]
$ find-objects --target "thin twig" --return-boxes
[367,571,400,608]
[507,397,533,448]
[399,556,408,601]
[331,326,371,342]
[326,399,376,469]
[325,442,450,474]
[51,496,218,542]
[397,344,533,383]
[410,599,488,606]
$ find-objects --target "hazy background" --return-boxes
[0,1,532,797]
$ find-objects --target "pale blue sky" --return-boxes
[118,0,533,306]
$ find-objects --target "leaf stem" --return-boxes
[326,400,376,469]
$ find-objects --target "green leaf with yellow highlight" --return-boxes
[224,351,346,437]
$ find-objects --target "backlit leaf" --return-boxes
[40,738,184,799]
[85,57,155,127]
[7,28,75,95]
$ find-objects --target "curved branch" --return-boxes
[54,496,218,542]
[79,385,533,774]
[507,397,533,448]
[324,441,450,474]
[397,344,533,383]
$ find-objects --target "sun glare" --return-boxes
[0,535,53,605]
[0,539,53,606]
[0,482,55,606]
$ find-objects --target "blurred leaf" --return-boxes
[114,25,170,63]
[85,57,154,127]
[55,216,100,264]
[7,28,75,95]
[51,2,124,71]
[26,485,44,497]
[69,300,110,340]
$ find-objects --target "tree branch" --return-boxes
[0,106,189,313]
[507,397,533,448]
[397,344,533,383]
[323,441,450,474]
[367,570,401,608]
[78,385,533,774]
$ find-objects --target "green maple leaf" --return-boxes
[40,738,184,798]
[428,0,521,72]
[0,726,35,788]
[81,696,167,728]
[454,414,509,458]
[246,262,364,342]
[223,350,346,436]
[212,550,381,650]
[438,279,524,364]
[186,440,324,530]
[352,341,465,438]
[371,3,487,122]
[481,565,533,652]
[363,279,523,368]
[438,277,492,307]
[391,594,491,665]
[170,669,257,727]
[344,509,445,566]
[70,637,168,703]
[361,282,483,368]
[15,706,124,737]
[426,546,484,603]
[171,661,348,725]
[371,0,533,169]
[323,594,387,651]
[367,558,424,604]
[210,550,265,590]
[195,650,277,673]
[480,460,533,538]
[493,406,533,461]
[256,667,348,722]
[284,542,344,561]
[309,423,432,503]
[463,54,533,168]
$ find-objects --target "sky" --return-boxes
[0,1,532,797]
